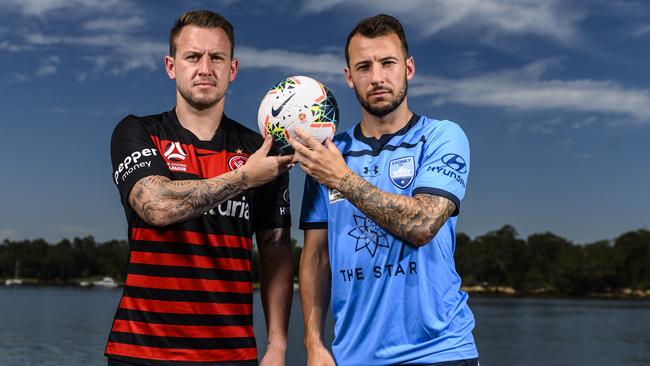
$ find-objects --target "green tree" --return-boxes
[525,232,573,292]
[613,230,650,289]
[472,225,527,289]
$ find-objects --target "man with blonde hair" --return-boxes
[106,10,294,366]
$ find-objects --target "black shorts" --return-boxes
[406,358,479,366]
[108,358,258,366]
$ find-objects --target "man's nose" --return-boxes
[370,63,385,85]
[198,56,210,75]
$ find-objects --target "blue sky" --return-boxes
[1,0,649,245]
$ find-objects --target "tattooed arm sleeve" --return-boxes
[337,172,456,247]
[128,170,248,227]
[111,115,246,227]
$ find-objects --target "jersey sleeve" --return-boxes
[253,171,291,230]
[299,174,329,230]
[412,121,470,216]
[111,116,171,206]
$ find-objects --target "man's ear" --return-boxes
[165,55,175,80]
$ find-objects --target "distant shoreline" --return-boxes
[460,285,650,299]
[4,279,650,300]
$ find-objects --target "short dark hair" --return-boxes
[345,14,409,66]
[169,10,235,57]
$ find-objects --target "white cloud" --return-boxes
[25,33,166,74]
[0,40,33,52]
[302,0,582,44]
[36,55,60,76]
[410,60,650,121]
[236,46,344,77]
[302,0,347,13]
[83,16,144,32]
[37,64,57,76]
[0,0,152,74]
[633,24,650,37]
[0,0,133,17]
[6,73,30,84]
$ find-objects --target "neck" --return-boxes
[175,95,225,141]
[359,100,413,139]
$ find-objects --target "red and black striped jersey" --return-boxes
[107,109,290,366]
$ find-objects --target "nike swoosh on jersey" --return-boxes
[271,93,296,117]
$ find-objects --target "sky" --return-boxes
[0,0,649,245]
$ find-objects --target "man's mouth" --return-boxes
[369,89,390,97]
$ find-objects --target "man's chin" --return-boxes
[363,102,397,117]
[187,95,220,110]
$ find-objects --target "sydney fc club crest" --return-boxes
[389,156,415,189]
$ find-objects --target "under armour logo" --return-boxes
[362,165,380,177]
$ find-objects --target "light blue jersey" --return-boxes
[300,114,478,365]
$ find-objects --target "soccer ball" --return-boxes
[258,75,339,154]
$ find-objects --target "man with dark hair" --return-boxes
[106,10,294,366]
[292,14,479,365]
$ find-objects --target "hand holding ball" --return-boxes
[258,75,339,154]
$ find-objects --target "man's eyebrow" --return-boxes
[353,59,371,68]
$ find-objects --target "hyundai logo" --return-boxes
[441,153,467,174]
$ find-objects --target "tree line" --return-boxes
[1,226,649,295]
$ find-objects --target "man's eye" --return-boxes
[187,55,199,62]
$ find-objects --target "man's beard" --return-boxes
[178,84,222,111]
[355,81,408,117]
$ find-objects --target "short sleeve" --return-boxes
[299,174,328,230]
[111,116,171,206]
[412,121,470,216]
[253,171,292,230]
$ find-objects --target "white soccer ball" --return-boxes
[258,75,339,154]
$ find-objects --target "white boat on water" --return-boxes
[5,260,23,286]
[92,277,118,288]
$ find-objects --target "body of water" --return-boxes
[0,287,648,365]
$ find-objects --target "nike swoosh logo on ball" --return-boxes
[271,93,296,117]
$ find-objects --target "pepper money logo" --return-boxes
[114,148,158,184]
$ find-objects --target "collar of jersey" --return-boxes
[168,107,232,144]
[353,113,421,152]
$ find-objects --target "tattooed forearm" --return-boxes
[337,172,456,247]
[128,169,248,226]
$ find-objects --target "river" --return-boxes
[0,287,648,365]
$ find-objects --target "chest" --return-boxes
[344,144,425,195]
[150,134,252,180]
